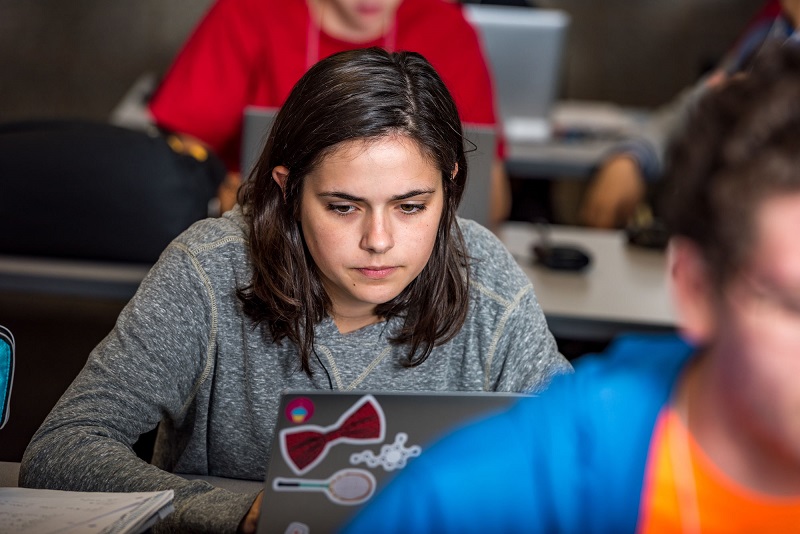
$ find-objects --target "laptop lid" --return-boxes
[241,106,279,179]
[241,108,496,227]
[464,5,570,143]
[256,390,521,534]
[461,124,495,227]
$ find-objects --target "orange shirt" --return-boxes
[638,407,800,533]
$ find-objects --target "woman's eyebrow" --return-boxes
[317,188,436,202]
[391,188,436,201]
[318,191,363,202]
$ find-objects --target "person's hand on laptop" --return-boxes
[238,491,263,534]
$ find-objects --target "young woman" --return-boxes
[21,48,568,532]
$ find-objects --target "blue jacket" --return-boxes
[342,334,695,534]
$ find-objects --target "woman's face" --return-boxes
[289,135,444,323]
[320,0,403,40]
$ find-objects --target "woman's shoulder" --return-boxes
[171,206,249,258]
[458,218,532,299]
[458,218,511,261]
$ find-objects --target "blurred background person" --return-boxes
[148,0,512,226]
[344,40,800,534]
[580,0,799,229]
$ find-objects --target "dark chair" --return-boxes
[0,120,224,264]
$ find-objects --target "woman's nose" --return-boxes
[361,212,394,254]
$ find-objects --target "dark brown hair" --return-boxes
[237,48,470,375]
[660,42,800,287]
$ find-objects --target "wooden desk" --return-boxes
[506,101,652,179]
[500,222,676,340]
[0,461,19,487]
[507,137,618,178]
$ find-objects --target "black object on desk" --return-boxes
[531,223,592,271]
[626,219,670,250]
[533,242,591,271]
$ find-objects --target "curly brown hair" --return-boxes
[661,42,800,288]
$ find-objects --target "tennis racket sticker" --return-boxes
[273,468,376,505]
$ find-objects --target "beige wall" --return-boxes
[0,0,763,122]
[0,0,213,121]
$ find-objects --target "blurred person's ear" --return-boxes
[669,237,717,345]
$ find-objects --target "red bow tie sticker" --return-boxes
[280,395,386,475]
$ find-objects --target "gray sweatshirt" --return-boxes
[20,207,569,532]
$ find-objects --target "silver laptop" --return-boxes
[241,107,496,227]
[256,390,521,534]
[464,5,570,143]
[241,105,278,179]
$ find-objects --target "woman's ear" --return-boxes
[272,165,290,194]
[451,162,459,181]
[668,237,718,345]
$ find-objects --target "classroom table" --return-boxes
[0,461,19,487]
[505,101,652,179]
[0,222,675,341]
[499,222,676,340]
[0,255,149,300]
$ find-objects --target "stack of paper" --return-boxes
[0,487,174,534]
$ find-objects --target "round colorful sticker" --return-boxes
[285,397,315,424]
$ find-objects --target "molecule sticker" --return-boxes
[350,432,421,471]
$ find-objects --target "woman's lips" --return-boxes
[356,266,397,279]
[357,4,383,16]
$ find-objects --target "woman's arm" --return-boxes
[19,242,257,532]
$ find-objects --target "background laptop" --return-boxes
[464,5,570,143]
[241,107,496,227]
[256,390,522,534]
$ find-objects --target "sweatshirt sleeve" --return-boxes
[19,242,257,533]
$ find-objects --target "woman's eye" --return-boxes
[328,204,355,215]
[399,204,425,214]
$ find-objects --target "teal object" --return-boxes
[0,325,14,429]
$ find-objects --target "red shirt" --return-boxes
[149,0,500,170]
